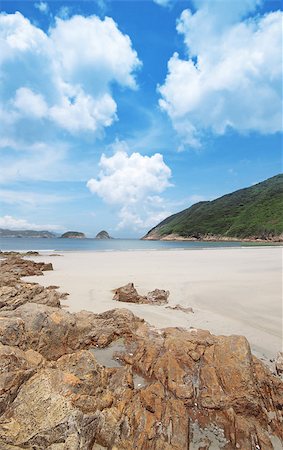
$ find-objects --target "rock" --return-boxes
[95,230,113,239]
[0,251,40,257]
[60,231,86,239]
[146,289,170,305]
[166,304,194,313]
[1,304,144,360]
[113,282,144,303]
[275,351,283,376]
[0,255,68,311]
[0,255,53,277]
[113,283,169,305]
[0,255,282,449]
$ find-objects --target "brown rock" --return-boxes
[146,289,170,305]
[113,282,143,303]
[0,255,68,311]
[275,351,283,376]
[113,283,169,305]
[0,255,282,449]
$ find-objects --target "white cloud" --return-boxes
[0,12,141,135]
[153,0,172,7]
[35,2,49,14]
[0,215,60,231]
[13,87,48,118]
[87,145,172,229]
[159,2,282,147]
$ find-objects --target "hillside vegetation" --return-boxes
[143,175,283,241]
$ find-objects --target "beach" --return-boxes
[26,246,282,362]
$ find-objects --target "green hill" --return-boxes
[60,231,86,239]
[143,175,283,241]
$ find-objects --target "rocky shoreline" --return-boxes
[143,233,283,243]
[0,253,282,449]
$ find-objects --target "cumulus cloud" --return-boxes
[87,146,172,229]
[0,215,60,231]
[0,12,140,135]
[158,1,282,147]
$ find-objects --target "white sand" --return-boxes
[26,247,282,361]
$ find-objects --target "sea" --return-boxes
[0,237,273,253]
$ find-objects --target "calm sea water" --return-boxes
[0,237,269,252]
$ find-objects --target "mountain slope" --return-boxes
[143,175,283,241]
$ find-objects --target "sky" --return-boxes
[0,0,282,238]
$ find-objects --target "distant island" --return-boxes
[0,229,56,238]
[60,231,86,239]
[143,174,283,242]
[95,230,113,240]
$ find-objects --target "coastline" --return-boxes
[26,246,282,364]
[142,233,283,242]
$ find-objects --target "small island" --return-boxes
[60,231,86,239]
[95,230,113,240]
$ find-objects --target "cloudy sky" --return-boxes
[0,0,282,237]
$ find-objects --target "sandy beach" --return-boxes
[26,246,282,362]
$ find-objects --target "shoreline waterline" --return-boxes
[0,236,282,253]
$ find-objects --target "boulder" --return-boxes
[113,283,169,305]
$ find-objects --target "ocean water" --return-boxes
[0,237,270,252]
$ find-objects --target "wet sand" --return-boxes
[26,246,282,362]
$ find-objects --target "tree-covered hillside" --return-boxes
[143,175,283,240]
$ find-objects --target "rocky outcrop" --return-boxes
[0,254,68,311]
[113,283,169,305]
[95,230,113,239]
[0,254,282,449]
[60,231,86,239]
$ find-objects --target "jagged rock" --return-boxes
[0,255,282,449]
[0,256,52,277]
[276,351,283,376]
[0,255,68,311]
[146,289,170,305]
[113,283,169,305]
[113,282,142,303]
[166,304,194,313]
[0,304,145,360]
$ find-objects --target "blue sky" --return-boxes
[0,0,282,237]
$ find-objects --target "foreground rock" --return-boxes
[0,255,282,449]
[113,282,169,305]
